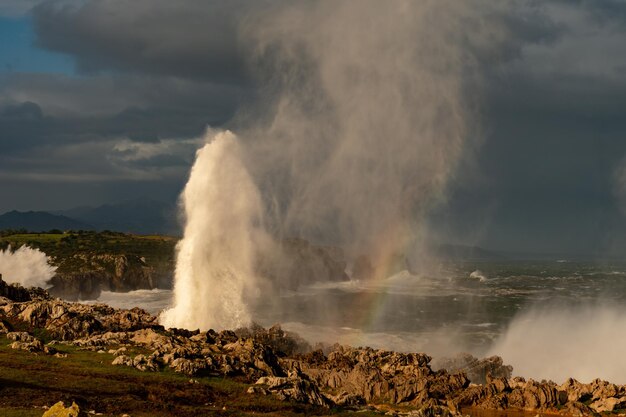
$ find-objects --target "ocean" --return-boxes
[90,260,626,384]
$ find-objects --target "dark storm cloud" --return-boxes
[552,0,626,26]
[3,0,626,253]
[0,72,244,152]
[424,0,626,253]
[31,0,271,84]
[0,71,242,206]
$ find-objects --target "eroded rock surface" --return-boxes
[1,276,625,416]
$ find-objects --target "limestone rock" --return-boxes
[432,353,512,385]
[590,397,622,413]
[42,401,83,417]
[255,371,333,407]
[112,354,133,367]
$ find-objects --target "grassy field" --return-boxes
[0,231,177,273]
[0,337,384,417]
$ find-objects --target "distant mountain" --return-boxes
[55,199,180,236]
[0,210,93,232]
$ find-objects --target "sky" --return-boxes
[1,0,626,255]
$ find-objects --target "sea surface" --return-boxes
[90,260,626,383]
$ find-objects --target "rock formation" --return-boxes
[42,401,83,417]
[432,353,513,384]
[0,275,625,416]
[257,238,350,290]
[48,254,170,300]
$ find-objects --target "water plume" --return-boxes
[0,245,56,288]
[163,1,512,330]
[160,131,268,331]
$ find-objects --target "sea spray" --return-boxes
[488,304,626,384]
[160,131,268,330]
[241,0,502,274]
[0,245,56,288]
[162,2,512,330]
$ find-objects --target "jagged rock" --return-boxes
[247,385,268,395]
[42,401,84,417]
[560,401,595,417]
[10,339,45,352]
[6,331,34,342]
[590,378,622,400]
[132,354,159,371]
[48,253,167,300]
[559,378,592,403]
[0,298,158,341]
[0,274,30,301]
[255,371,334,407]
[329,391,366,407]
[432,353,512,384]
[407,403,462,417]
[486,375,510,393]
[0,319,11,333]
[222,337,284,378]
[112,354,132,367]
[111,347,127,356]
[301,345,441,406]
[112,353,158,372]
[558,377,626,412]
[6,332,58,353]
[48,272,103,300]
[169,357,210,376]
[590,397,622,413]
[236,323,311,356]
[6,274,626,416]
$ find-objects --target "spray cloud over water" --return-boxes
[489,303,626,384]
[0,245,56,288]
[162,1,512,330]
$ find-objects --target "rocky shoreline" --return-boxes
[1,275,624,417]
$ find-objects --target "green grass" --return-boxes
[0,231,177,275]
[0,337,383,417]
[0,409,42,417]
[2,233,65,243]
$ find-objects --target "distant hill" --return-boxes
[0,210,93,232]
[55,199,180,236]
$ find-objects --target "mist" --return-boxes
[159,1,516,331]
[488,303,626,384]
[241,1,502,264]
[0,245,56,288]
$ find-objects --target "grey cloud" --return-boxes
[3,0,626,254]
[0,73,233,202]
[31,0,270,84]
[0,72,244,152]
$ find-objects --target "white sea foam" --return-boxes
[0,245,56,288]
[88,289,173,315]
[469,270,487,282]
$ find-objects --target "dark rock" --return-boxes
[432,353,512,385]
[0,282,31,302]
[257,238,349,290]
